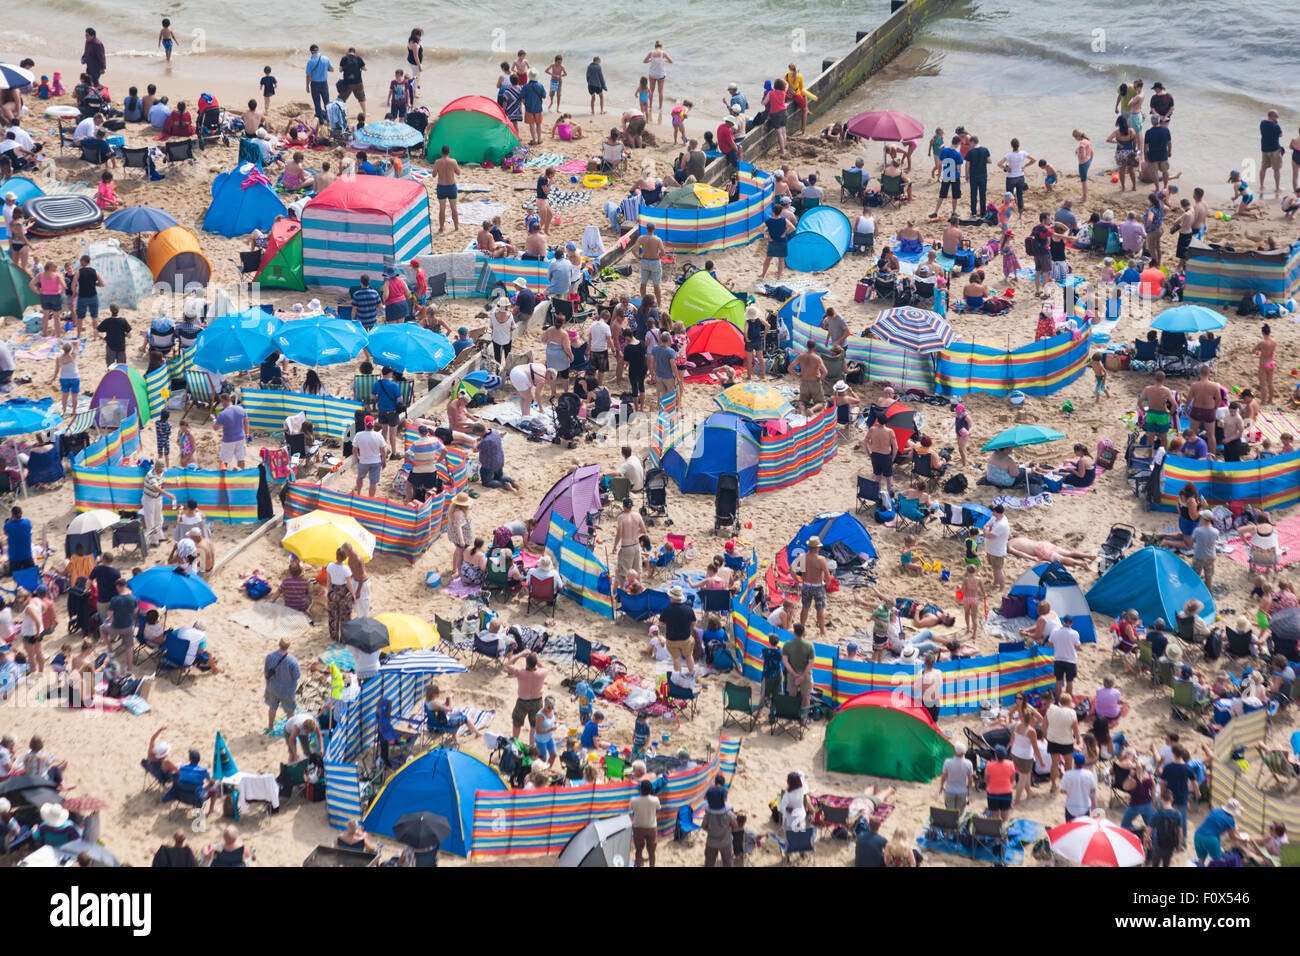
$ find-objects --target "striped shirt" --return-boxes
[407,437,443,474]
[278,575,311,612]
[350,287,382,328]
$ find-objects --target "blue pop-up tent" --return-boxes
[202,162,287,238]
[1085,547,1214,627]
[659,412,760,496]
[361,747,506,858]
[785,206,853,273]
[788,511,876,561]
[1010,562,1096,642]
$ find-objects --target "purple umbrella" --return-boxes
[530,464,603,546]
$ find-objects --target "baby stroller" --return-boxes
[552,391,583,449]
[1097,523,1135,573]
[66,580,97,636]
[110,517,148,559]
[714,472,740,535]
[641,467,670,526]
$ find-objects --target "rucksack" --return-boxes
[1152,812,1182,850]
[942,473,968,495]
[244,577,271,600]
[706,642,736,672]
[1024,235,1036,257]
[1237,293,1257,317]
[1203,628,1223,661]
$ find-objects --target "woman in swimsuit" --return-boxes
[1160,483,1204,549]
[7,209,29,272]
[407,29,424,96]
[1058,443,1096,488]
[1005,537,1095,569]
[961,270,988,312]
[1105,115,1139,192]
[282,151,314,191]
[459,538,488,587]
[953,402,972,466]
[1252,323,1277,406]
[642,41,672,113]
[542,317,572,401]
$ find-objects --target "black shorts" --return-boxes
[987,793,1012,810]
[939,179,961,198]
[1047,740,1073,756]
[591,350,609,372]
[409,471,442,491]
[588,84,604,96]
[1176,232,1193,259]
[377,409,400,427]
[1053,660,1077,681]
[870,451,894,478]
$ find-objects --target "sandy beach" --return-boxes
[3,24,1300,874]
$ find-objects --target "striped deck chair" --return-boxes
[398,379,415,408]
[353,374,379,409]
[1256,745,1300,790]
[183,370,219,422]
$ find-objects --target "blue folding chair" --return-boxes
[616,587,672,621]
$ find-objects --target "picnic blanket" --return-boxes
[227,602,312,640]
[812,793,895,826]
[557,157,590,174]
[521,152,568,168]
[524,188,591,210]
[990,492,1054,509]
[8,335,88,361]
[1226,511,1300,568]
[539,631,610,663]
[458,200,511,223]
[1253,409,1300,446]
[457,183,494,193]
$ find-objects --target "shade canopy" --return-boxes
[713,382,792,421]
[282,510,376,564]
[1048,816,1144,867]
[1150,304,1227,333]
[375,613,438,652]
[275,316,368,366]
[355,120,425,150]
[104,206,179,234]
[0,398,61,437]
[192,308,282,374]
[127,565,218,609]
[366,323,455,373]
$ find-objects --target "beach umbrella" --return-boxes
[0,64,34,91]
[1151,304,1227,334]
[0,398,61,436]
[713,382,793,421]
[103,206,179,234]
[872,306,955,354]
[845,109,924,143]
[282,510,376,565]
[0,775,62,818]
[192,308,282,374]
[127,565,218,609]
[66,509,122,535]
[367,323,455,373]
[1047,816,1144,867]
[354,120,425,150]
[341,617,391,654]
[1267,606,1300,643]
[375,613,438,652]
[275,316,368,366]
[982,424,1065,452]
[55,840,120,867]
[392,811,452,849]
[213,732,238,781]
[878,400,921,449]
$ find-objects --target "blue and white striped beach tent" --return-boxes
[301,177,433,292]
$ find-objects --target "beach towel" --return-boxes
[525,188,591,210]
[7,335,88,361]
[227,601,312,640]
[557,157,590,174]
[990,492,1054,509]
[1226,512,1300,568]
[405,167,430,180]
[811,793,894,826]
[1253,409,1300,446]
[458,199,510,223]
[319,644,356,672]
[521,152,568,168]
[457,183,493,193]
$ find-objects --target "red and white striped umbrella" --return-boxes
[1047,816,1144,867]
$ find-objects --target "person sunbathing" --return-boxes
[476,220,516,258]
[858,589,955,629]
[1005,536,1095,568]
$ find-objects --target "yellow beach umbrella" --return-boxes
[375,613,438,652]
[282,510,376,565]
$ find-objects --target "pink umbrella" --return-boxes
[1047,815,1144,867]
[845,109,924,143]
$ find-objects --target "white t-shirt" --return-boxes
[9,127,34,152]
[1004,151,1030,178]
[855,214,876,235]
[353,429,387,465]
[766,608,789,629]
[619,455,645,491]
[1061,768,1097,815]
[779,786,808,830]
[74,117,97,141]
[490,311,516,345]
[1040,612,1062,642]
[984,516,1010,557]
[589,319,612,352]
[326,562,352,586]
[1050,625,1081,664]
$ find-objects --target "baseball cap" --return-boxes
[364,415,374,426]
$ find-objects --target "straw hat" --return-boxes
[538,555,554,571]
[806,535,821,549]
[668,586,686,603]
[900,645,920,662]
[452,492,473,508]
[833,381,848,393]
[1164,643,1184,662]
[513,277,528,290]
[40,803,69,828]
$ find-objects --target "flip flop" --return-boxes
[466,489,480,499]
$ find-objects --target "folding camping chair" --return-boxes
[912,453,945,491]
[969,814,1008,866]
[722,681,763,731]
[375,698,415,770]
[699,587,731,616]
[1225,627,1256,660]
[878,174,908,208]
[856,476,881,514]
[662,676,701,720]
[571,635,599,683]
[837,167,865,202]
[470,633,510,670]
[604,476,633,516]
[434,615,470,658]
[162,778,209,832]
[526,574,559,614]
[1170,680,1209,721]
[78,141,110,166]
[938,503,979,541]
[769,693,808,740]
[924,807,963,843]
[894,495,931,534]
[780,827,816,865]
[183,369,220,421]
[164,139,196,164]
[851,229,876,255]
[158,630,195,685]
[603,754,626,781]
[119,146,151,180]
[141,758,174,794]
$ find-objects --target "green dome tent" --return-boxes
[425,95,521,165]
[255,219,305,292]
[0,252,37,319]
[825,691,953,781]
[669,269,745,329]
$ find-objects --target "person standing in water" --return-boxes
[406,29,424,98]
[1254,323,1277,406]
[643,41,672,115]
[157,19,176,66]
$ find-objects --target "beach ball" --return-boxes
[1008,390,1026,407]
[425,571,442,589]
[1111,173,1120,182]
[570,176,578,183]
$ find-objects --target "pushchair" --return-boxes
[1097,523,1135,573]
[66,581,97,636]
[552,391,583,449]
[641,467,670,526]
[110,517,148,559]
[714,472,740,535]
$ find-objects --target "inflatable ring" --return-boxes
[582,174,610,188]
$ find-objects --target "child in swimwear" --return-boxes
[550,113,584,141]
[1227,170,1266,219]
[1037,158,1058,191]
[960,564,986,637]
[1283,190,1300,220]
[545,55,566,111]
[670,100,692,145]
[1091,351,1110,402]
[1099,257,1116,284]
[999,231,1021,281]
[177,422,196,467]
[95,171,122,211]
[158,18,176,65]
[927,127,945,180]
[899,536,932,578]
[1282,433,1296,454]
[635,77,650,120]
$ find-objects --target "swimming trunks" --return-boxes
[1189,405,1216,423]
[1145,410,1171,433]
[870,451,894,478]
[436,184,458,200]
[162,38,174,52]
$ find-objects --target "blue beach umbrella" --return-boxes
[128,565,218,609]
[0,397,61,436]
[276,316,368,366]
[213,732,238,781]
[355,120,424,150]
[103,206,179,234]
[192,308,282,374]
[982,424,1065,452]
[1150,304,1226,333]
[0,63,34,91]
[366,322,455,373]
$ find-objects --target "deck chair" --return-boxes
[856,475,881,513]
[141,758,174,793]
[434,614,470,658]
[837,167,865,201]
[925,807,962,842]
[470,633,510,670]
[237,137,263,168]
[603,754,626,781]
[879,173,908,207]
[353,373,379,408]
[1170,680,1208,721]
[571,635,599,683]
[769,693,807,740]
[894,495,931,534]
[375,698,414,769]
[164,139,196,163]
[722,681,763,731]
[699,587,731,615]
[912,453,944,491]
[605,476,633,515]
[1255,745,1299,790]
[781,827,816,865]
[970,815,1007,866]
[119,146,151,179]
[158,630,195,685]
[182,369,219,421]
[526,574,559,614]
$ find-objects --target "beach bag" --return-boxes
[244,576,271,600]
[942,473,968,495]
[492,526,514,550]
[1095,438,1117,471]
[1000,593,1028,619]
[1204,629,1223,661]
[1236,293,1257,317]
[706,642,736,672]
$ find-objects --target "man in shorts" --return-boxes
[865,417,899,496]
[351,415,387,496]
[587,308,612,383]
[506,650,548,745]
[431,144,460,232]
[1043,694,1080,793]
[782,622,815,708]
[796,535,829,638]
[636,222,664,302]
[871,596,890,662]
[613,497,647,590]
[338,47,366,110]
[1186,363,1223,440]
[1139,370,1175,447]
[212,393,249,469]
[789,339,825,414]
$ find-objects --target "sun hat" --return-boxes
[954,403,966,414]
[806,535,821,549]
[900,645,920,662]
[494,296,510,310]
[1165,643,1184,662]
[669,585,686,603]
[382,265,401,278]
[452,491,473,507]
[3,192,14,202]
[833,380,848,392]
[151,740,171,760]
[1225,798,1242,815]
[538,555,554,570]
[745,305,761,320]
[40,803,69,828]
[528,68,538,78]
[727,82,739,90]
[512,277,528,289]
